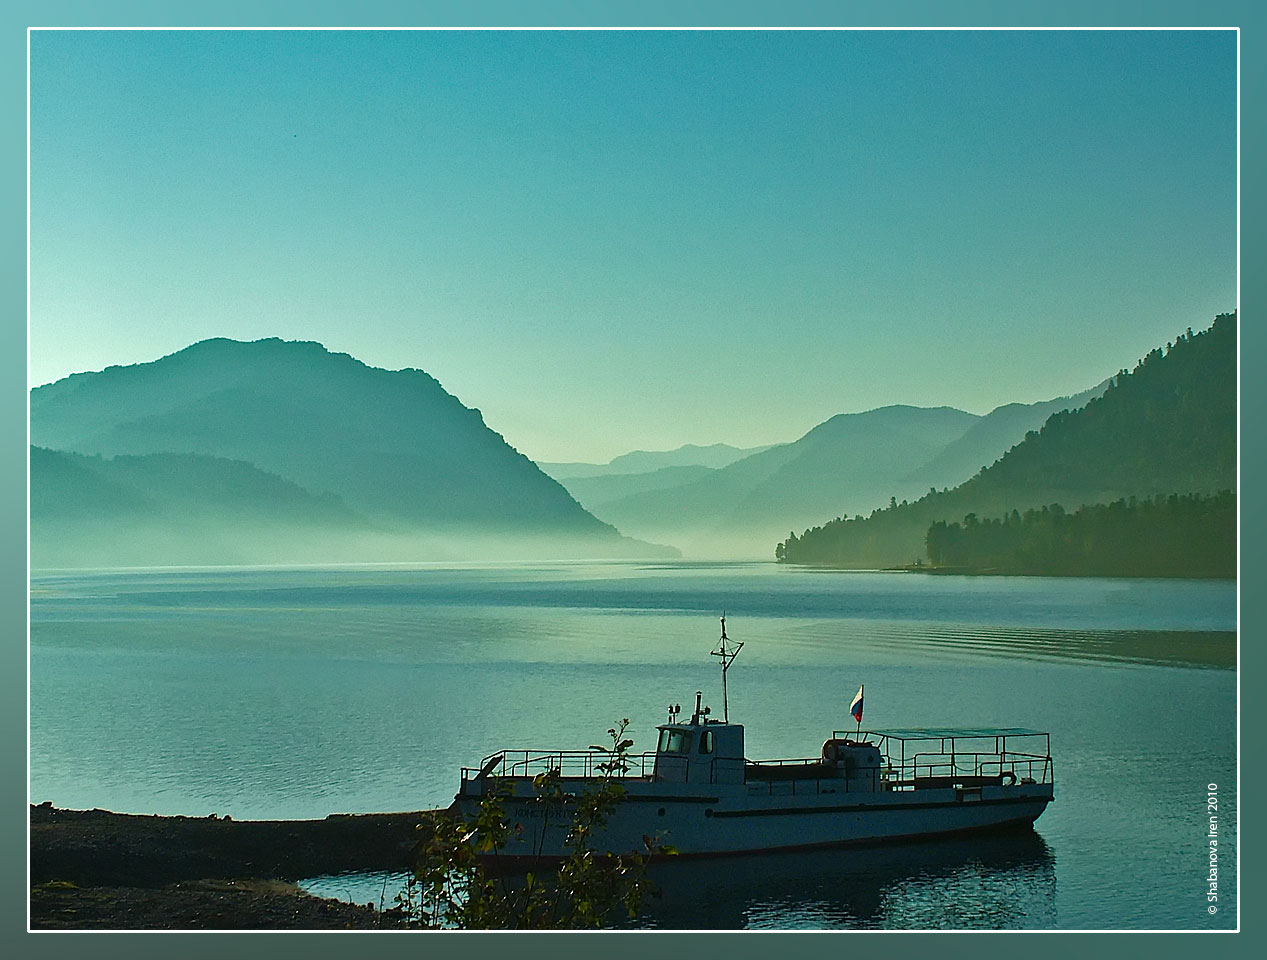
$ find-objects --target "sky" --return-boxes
[28,29,1237,464]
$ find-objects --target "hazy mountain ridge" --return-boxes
[587,405,982,557]
[31,338,675,565]
[726,406,981,532]
[778,313,1236,568]
[571,386,1109,558]
[540,442,775,480]
[555,465,719,509]
[902,383,1108,491]
[30,446,383,567]
[31,446,362,522]
[32,318,1218,570]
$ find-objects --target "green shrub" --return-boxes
[398,719,673,929]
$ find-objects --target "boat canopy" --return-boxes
[862,727,1048,740]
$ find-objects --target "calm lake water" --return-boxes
[29,561,1237,930]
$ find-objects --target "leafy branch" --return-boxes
[396,719,673,929]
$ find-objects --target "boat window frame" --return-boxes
[699,729,714,755]
[657,728,694,755]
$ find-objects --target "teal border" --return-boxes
[8,2,1258,958]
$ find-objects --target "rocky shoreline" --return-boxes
[29,802,444,929]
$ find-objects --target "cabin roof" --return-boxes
[657,719,739,729]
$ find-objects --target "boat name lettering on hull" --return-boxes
[510,807,554,820]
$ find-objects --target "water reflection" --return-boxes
[301,827,1057,930]
[634,827,1056,930]
[783,624,1235,670]
[34,564,1231,927]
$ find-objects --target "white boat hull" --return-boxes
[457,778,1054,861]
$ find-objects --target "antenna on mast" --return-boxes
[710,614,744,723]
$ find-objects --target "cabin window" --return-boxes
[700,730,714,755]
[658,729,694,754]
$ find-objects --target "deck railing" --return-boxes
[883,751,1053,790]
[462,739,1053,792]
[461,748,659,783]
[737,751,1052,796]
[831,730,1054,790]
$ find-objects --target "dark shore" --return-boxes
[884,563,1235,579]
[29,802,444,930]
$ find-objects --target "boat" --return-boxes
[454,617,1054,860]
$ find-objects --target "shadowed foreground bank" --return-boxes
[29,803,445,929]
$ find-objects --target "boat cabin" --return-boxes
[653,693,746,784]
[652,721,746,783]
[650,692,884,790]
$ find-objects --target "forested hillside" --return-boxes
[777,313,1236,572]
[923,491,1234,578]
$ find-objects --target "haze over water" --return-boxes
[29,561,1235,930]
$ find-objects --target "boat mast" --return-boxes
[710,615,744,723]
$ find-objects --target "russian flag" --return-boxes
[850,685,864,724]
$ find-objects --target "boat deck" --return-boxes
[461,728,1053,793]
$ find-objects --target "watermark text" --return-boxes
[1205,782,1218,915]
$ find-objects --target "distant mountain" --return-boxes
[31,447,383,567]
[589,405,981,557]
[556,465,718,510]
[30,338,674,564]
[903,382,1108,492]
[540,442,774,481]
[608,443,778,474]
[577,386,1111,559]
[779,314,1236,568]
[31,446,361,523]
